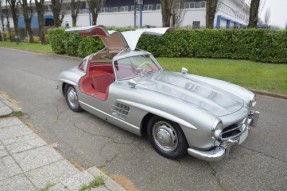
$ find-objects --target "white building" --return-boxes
[0,0,250,33]
[66,0,250,28]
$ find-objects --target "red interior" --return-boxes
[79,62,115,101]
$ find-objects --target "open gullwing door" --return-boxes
[65,25,171,51]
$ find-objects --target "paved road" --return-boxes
[0,48,287,191]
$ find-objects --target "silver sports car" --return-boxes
[58,25,259,161]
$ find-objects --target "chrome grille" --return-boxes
[112,102,130,120]
[220,118,247,140]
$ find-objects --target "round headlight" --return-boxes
[212,120,223,139]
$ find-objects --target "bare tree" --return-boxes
[248,0,261,28]
[4,0,12,41]
[170,0,185,27]
[87,0,106,25]
[264,8,270,25]
[34,0,46,44]
[0,0,5,32]
[70,0,81,27]
[7,0,19,37]
[19,0,34,43]
[206,0,219,29]
[160,0,184,27]
[51,0,64,27]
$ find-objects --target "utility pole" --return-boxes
[134,0,136,27]
[138,0,143,28]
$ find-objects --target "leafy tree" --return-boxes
[19,0,34,43]
[34,0,46,44]
[248,0,261,28]
[51,0,64,27]
[87,0,106,25]
[70,0,81,27]
[206,0,219,29]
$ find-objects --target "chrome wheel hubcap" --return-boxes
[67,88,78,107]
[153,121,178,152]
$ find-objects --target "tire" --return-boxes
[64,85,83,112]
[147,116,188,159]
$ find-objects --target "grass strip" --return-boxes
[1,41,286,95]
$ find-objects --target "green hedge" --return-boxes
[48,28,287,63]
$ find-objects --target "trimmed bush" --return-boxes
[77,36,104,57]
[48,28,67,54]
[48,27,287,63]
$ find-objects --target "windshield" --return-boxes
[114,54,161,80]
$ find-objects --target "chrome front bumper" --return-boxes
[187,111,260,162]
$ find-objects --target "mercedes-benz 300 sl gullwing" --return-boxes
[58,26,259,161]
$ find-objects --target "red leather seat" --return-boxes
[90,70,114,100]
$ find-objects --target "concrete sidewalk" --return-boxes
[0,95,126,191]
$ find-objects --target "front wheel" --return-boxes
[147,116,188,159]
[65,85,82,112]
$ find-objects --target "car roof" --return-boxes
[65,25,171,51]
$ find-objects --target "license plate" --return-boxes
[239,130,249,145]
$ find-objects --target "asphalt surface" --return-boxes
[0,47,286,191]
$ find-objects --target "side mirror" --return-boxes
[128,79,137,88]
[181,67,188,75]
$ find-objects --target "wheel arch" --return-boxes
[117,99,197,135]
[60,80,78,96]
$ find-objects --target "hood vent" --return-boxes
[112,102,130,120]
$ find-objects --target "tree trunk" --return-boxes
[7,0,19,37]
[35,0,46,44]
[160,0,171,27]
[87,0,106,26]
[5,1,13,41]
[24,17,34,43]
[51,0,64,27]
[71,14,77,27]
[206,0,218,29]
[248,0,261,28]
[0,1,5,32]
[20,0,34,43]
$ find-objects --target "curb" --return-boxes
[252,90,287,100]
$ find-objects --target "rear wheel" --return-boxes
[65,85,82,112]
[147,116,188,159]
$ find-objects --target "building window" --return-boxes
[120,6,128,12]
[195,2,201,8]
[131,5,135,11]
[156,4,161,10]
[100,7,108,13]
[200,1,206,8]
[144,4,153,11]
[193,21,200,28]
[184,1,206,9]
[114,7,118,12]
[190,2,195,8]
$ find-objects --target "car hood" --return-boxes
[135,71,243,117]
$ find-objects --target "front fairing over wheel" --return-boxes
[147,116,188,159]
[65,85,83,112]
